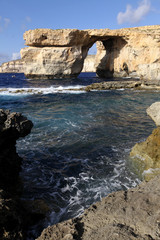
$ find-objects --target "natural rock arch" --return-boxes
[21,26,160,80]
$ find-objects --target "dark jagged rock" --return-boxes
[0,109,33,240]
[0,109,33,192]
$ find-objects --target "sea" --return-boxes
[0,72,159,239]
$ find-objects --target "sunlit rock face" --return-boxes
[21,46,89,79]
[82,55,96,72]
[21,25,160,79]
[0,59,24,73]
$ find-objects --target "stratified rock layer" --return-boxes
[21,25,160,80]
[0,59,24,73]
[37,175,160,240]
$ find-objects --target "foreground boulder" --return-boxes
[20,25,160,80]
[37,175,160,240]
[130,102,160,180]
[0,109,33,239]
[146,102,160,127]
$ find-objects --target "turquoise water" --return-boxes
[0,73,159,238]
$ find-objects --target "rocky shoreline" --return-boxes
[37,175,160,240]
[1,104,160,240]
[36,102,160,240]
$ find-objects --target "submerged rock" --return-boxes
[37,175,160,240]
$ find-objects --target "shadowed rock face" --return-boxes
[20,25,160,80]
[0,109,33,240]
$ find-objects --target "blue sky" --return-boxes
[0,0,159,64]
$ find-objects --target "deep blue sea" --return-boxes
[0,72,159,239]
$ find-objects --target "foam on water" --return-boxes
[0,85,86,95]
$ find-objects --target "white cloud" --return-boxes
[0,53,10,65]
[21,16,32,30]
[117,0,151,25]
[0,16,11,32]
[26,16,31,23]
[4,18,10,28]
[12,52,21,61]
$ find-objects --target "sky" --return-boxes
[0,0,160,64]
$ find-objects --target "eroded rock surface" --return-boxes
[147,102,160,126]
[20,25,160,80]
[130,102,160,180]
[0,109,33,240]
[37,175,160,240]
[0,59,24,73]
[130,127,160,181]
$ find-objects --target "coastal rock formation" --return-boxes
[20,25,160,80]
[0,59,24,73]
[37,175,160,240]
[130,102,160,180]
[82,55,96,72]
[0,109,33,239]
[146,102,160,126]
[21,45,88,79]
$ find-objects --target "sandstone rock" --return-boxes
[23,29,91,47]
[37,175,160,240]
[21,46,88,79]
[0,59,24,73]
[21,25,160,80]
[147,102,160,126]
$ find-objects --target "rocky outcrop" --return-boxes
[146,102,160,126]
[130,102,160,181]
[0,59,24,73]
[20,25,160,80]
[37,174,160,240]
[0,109,33,239]
[82,55,96,72]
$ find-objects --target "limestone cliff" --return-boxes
[21,25,160,80]
[82,55,96,72]
[0,59,24,73]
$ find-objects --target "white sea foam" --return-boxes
[0,85,86,95]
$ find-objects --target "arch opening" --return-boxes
[95,37,128,78]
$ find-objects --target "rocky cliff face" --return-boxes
[0,109,33,240]
[20,25,160,80]
[0,59,24,73]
